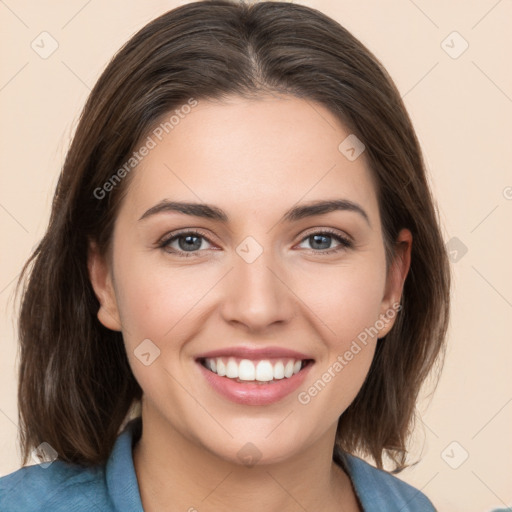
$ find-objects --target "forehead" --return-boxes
[121,94,379,222]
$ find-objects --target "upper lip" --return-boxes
[195,346,314,361]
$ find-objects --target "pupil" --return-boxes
[180,235,201,251]
[311,234,330,250]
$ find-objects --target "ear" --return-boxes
[87,239,122,331]
[377,228,412,338]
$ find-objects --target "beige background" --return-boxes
[1,1,511,510]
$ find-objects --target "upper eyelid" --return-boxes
[298,227,353,243]
[159,228,214,245]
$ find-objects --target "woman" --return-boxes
[0,1,450,510]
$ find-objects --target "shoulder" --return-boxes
[341,453,437,511]
[0,460,112,512]
[0,418,143,512]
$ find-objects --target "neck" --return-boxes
[132,402,360,512]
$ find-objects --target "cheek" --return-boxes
[293,255,387,346]
[294,282,384,429]
[291,254,387,410]
[112,248,214,343]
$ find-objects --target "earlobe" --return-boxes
[378,228,412,338]
[87,240,122,331]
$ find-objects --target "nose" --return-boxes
[220,246,296,332]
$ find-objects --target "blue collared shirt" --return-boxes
[0,417,436,511]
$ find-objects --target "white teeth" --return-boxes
[216,359,226,377]
[202,357,307,382]
[226,359,238,378]
[284,360,294,378]
[255,361,274,381]
[273,361,285,379]
[238,359,255,381]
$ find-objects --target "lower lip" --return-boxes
[196,361,313,406]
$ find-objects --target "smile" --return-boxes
[199,357,314,383]
[195,350,314,405]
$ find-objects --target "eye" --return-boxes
[157,230,214,258]
[297,230,353,255]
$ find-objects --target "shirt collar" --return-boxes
[105,417,144,512]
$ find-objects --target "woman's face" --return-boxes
[89,94,410,465]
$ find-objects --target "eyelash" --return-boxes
[156,228,353,258]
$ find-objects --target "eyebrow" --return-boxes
[138,198,370,226]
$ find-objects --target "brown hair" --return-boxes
[15,0,450,471]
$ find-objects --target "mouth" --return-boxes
[197,356,315,384]
[195,352,315,405]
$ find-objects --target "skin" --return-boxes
[88,94,412,512]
